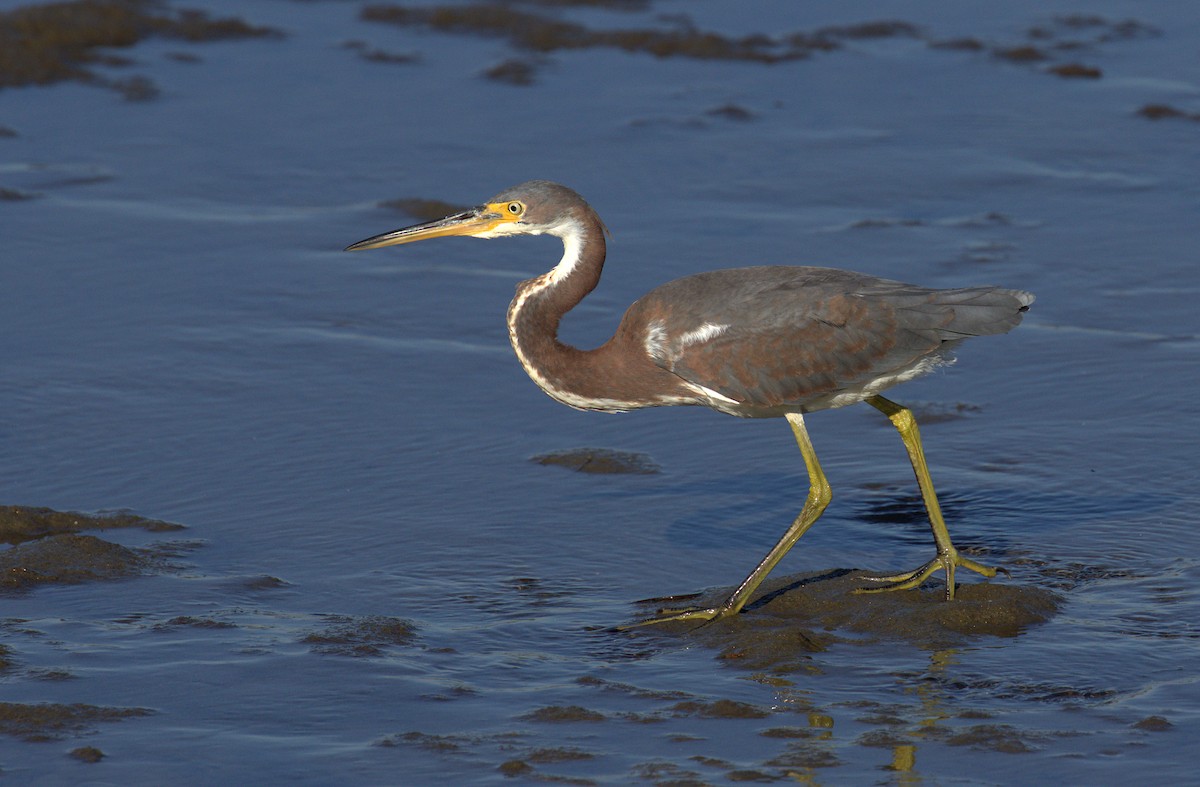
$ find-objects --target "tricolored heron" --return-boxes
[346,180,1034,627]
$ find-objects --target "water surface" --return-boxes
[1,0,1197,782]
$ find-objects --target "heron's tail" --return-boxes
[921,287,1034,338]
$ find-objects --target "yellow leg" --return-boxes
[858,395,998,599]
[621,412,831,629]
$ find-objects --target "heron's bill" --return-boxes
[345,205,511,251]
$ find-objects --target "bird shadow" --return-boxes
[743,567,859,612]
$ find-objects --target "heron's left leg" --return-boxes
[620,411,830,629]
[858,395,998,600]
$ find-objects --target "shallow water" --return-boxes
[2,0,1198,782]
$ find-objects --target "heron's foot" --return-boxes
[616,606,725,631]
[854,550,1000,600]
[615,594,739,631]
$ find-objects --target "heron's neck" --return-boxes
[505,218,645,411]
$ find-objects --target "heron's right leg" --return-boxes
[856,395,998,599]
[620,411,831,629]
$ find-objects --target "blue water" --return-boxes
[2,0,1198,782]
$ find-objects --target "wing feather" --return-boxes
[619,266,1031,411]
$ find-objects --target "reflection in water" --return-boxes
[890,744,918,779]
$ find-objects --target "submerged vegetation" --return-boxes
[0,0,279,95]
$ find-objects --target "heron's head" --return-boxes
[345,180,605,251]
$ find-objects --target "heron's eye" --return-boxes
[507,202,524,216]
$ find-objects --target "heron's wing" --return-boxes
[627,267,1029,410]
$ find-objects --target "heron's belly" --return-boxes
[689,354,953,418]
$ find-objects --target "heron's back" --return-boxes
[624,266,1033,415]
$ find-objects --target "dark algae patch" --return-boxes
[302,615,418,656]
[484,57,538,86]
[520,704,607,723]
[706,103,755,122]
[669,699,771,719]
[0,505,183,545]
[69,745,105,762]
[532,447,660,474]
[361,5,923,64]
[157,615,238,630]
[1138,104,1200,123]
[0,0,280,94]
[1049,62,1102,79]
[992,45,1049,63]
[1,186,37,201]
[0,702,153,742]
[944,723,1056,754]
[497,759,534,778]
[497,745,598,782]
[361,4,797,63]
[0,507,187,589]
[365,4,1166,110]
[1,534,147,588]
[341,39,420,66]
[526,746,595,763]
[1133,715,1173,731]
[627,570,1062,664]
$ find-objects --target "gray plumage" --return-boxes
[623,266,1033,415]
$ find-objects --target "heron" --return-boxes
[346,180,1034,627]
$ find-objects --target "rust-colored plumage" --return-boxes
[347,181,1034,627]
